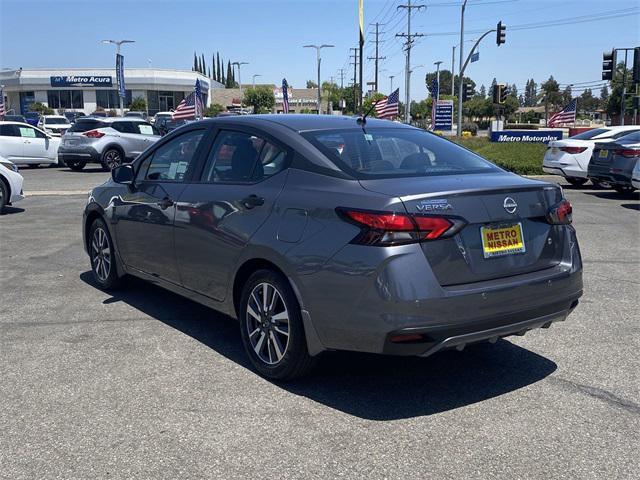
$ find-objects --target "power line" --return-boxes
[396,0,425,121]
[367,22,386,92]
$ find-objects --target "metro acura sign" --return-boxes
[50,75,113,87]
[490,130,563,143]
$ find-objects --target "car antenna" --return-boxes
[357,102,377,126]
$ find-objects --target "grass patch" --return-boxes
[452,137,546,175]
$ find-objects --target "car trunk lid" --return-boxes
[359,173,566,286]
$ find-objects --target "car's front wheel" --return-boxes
[89,218,123,290]
[0,180,8,214]
[613,185,636,195]
[566,177,587,186]
[239,269,315,380]
[67,160,86,171]
[102,149,123,171]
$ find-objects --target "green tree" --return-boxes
[306,80,318,89]
[28,102,53,115]
[243,86,275,113]
[225,61,235,88]
[220,57,225,85]
[578,89,599,114]
[341,84,360,114]
[561,85,572,106]
[478,84,486,99]
[193,52,198,72]
[216,53,222,83]
[425,70,474,97]
[204,103,224,117]
[211,54,216,80]
[201,53,206,75]
[361,92,387,118]
[322,81,341,110]
[129,96,147,112]
[599,85,609,110]
[606,63,633,117]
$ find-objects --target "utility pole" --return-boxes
[397,0,425,123]
[451,45,456,96]
[350,47,359,112]
[368,22,386,92]
[337,68,345,89]
[303,44,334,114]
[434,61,443,102]
[389,75,395,92]
[457,0,468,135]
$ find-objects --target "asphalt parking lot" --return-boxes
[1,167,639,479]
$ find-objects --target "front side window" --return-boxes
[201,131,287,183]
[0,125,19,137]
[140,129,205,182]
[18,126,46,139]
[303,128,500,179]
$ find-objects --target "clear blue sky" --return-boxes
[1,0,638,101]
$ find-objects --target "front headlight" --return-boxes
[0,161,19,172]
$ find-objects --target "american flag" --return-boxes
[282,78,290,113]
[374,88,399,119]
[548,98,577,127]
[429,77,439,130]
[0,86,5,119]
[173,79,204,120]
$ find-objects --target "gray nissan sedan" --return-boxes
[83,115,583,380]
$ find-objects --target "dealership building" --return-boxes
[0,68,223,116]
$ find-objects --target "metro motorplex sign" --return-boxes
[50,75,113,87]
[490,130,563,143]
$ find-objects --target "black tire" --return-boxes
[0,180,8,215]
[101,149,123,171]
[67,161,86,171]
[591,179,611,189]
[27,164,40,169]
[566,177,587,186]
[239,269,315,380]
[88,218,124,290]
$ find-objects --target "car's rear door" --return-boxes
[110,121,147,159]
[173,127,290,301]
[113,126,209,284]
[0,124,25,161]
[18,125,57,162]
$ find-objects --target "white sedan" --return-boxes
[38,115,72,137]
[543,125,640,186]
[0,121,61,167]
[0,155,24,213]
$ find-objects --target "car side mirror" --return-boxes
[112,164,134,185]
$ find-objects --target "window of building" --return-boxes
[47,90,84,109]
[96,90,132,109]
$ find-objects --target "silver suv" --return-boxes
[59,117,161,171]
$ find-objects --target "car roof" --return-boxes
[196,114,414,133]
[605,125,640,132]
[77,116,147,123]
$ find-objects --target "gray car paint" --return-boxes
[84,115,583,357]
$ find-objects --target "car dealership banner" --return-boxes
[433,99,453,131]
[490,130,563,143]
[50,75,112,87]
[116,54,126,98]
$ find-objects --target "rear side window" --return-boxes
[201,130,287,183]
[612,129,640,140]
[303,128,498,179]
[140,129,205,182]
[68,120,102,132]
[569,128,609,140]
[0,125,19,137]
[133,122,158,135]
[111,121,137,134]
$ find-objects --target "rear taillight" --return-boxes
[559,146,587,154]
[83,129,105,138]
[547,199,572,225]
[337,208,465,246]
[614,148,640,158]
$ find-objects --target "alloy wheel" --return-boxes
[91,227,111,282]
[104,150,122,170]
[246,282,290,365]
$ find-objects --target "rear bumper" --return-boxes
[58,146,101,164]
[542,165,587,179]
[587,164,633,186]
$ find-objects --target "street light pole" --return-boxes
[252,74,261,88]
[434,61,443,102]
[389,75,395,92]
[451,45,456,96]
[232,61,248,111]
[303,44,334,114]
[101,39,135,116]
[457,0,468,136]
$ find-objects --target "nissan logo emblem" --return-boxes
[503,197,517,214]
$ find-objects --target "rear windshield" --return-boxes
[302,128,499,179]
[68,119,103,132]
[45,117,69,124]
[617,131,640,144]
[569,128,609,140]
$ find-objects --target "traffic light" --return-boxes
[493,84,507,104]
[602,50,616,81]
[496,21,506,46]
[463,83,474,101]
[633,47,640,84]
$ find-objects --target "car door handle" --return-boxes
[157,197,174,210]
[241,194,265,209]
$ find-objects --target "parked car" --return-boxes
[632,158,640,190]
[0,155,24,213]
[587,131,640,194]
[24,112,40,126]
[38,115,72,137]
[152,111,173,125]
[64,111,86,124]
[543,126,640,186]
[156,118,193,136]
[89,111,108,118]
[124,111,148,120]
[0,121,60,167]
[58,117,161,171]
[3,115,27,123]
[83,115,583,380]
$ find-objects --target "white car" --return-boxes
[0,121,61,167]
[38,115,72,137]
[632,158,640,190]
[543,126,640,186]
[0,155,24,213]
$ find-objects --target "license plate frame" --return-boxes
[480,223,526,259]
[599,149,609,159]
